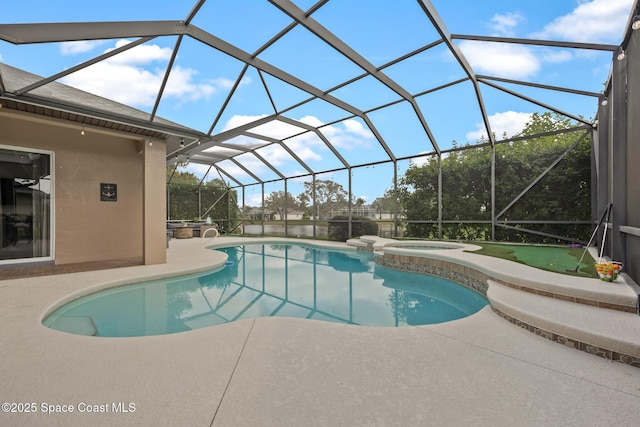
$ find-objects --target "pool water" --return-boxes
[43,244,488,337]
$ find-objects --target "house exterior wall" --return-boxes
[0,109,166,265]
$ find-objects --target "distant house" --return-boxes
[246,208,275,221]
[332,204,393,220]
[287,210,304,220]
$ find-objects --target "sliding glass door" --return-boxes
[0,146,53,264]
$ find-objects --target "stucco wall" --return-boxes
[0,110,159,264]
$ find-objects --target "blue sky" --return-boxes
[0,0,634,206]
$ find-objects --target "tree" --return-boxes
[167,167,200,220]
[353,197,366,216]
[371,194,395,219]
[167,167,240,232]
[301,179,349,220]
[264,191,299,220]
[395,112,591,243]
[200,179,240,232]
[494,112,591,242]
[328,215,378,241]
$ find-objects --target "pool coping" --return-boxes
[349,236,640,366]
[355,236,638,312]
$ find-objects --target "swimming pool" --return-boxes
[43,243,488,337]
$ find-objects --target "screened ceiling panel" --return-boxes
[382,43,469,96]
[190,0,294,54]
[215,159,258,186]
[329,75,402,112]
[210,67,280,135]
[203,146,246,159]
[320,118,392,166]
[255,144,309,178]
[234,152,281,182]
[313,0,442,67]
[154,36,246,133]
[256,25,365,91]
[282,131,345,172]
[0,0,633,188]
[483,79,599,122]
[367,101,435,158]
[260,72,315,113]
[478,84,589,141]
[290,0,320,12]
[6,0,189,22]
[281,98,354,125]
[60,38,180,114]
[247,118,308,140]
[221,135,272,150]
[415,80,490,148]
[454,41,613,101]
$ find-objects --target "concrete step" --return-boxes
[487,279,640,359]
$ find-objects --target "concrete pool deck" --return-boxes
[1,236,639,426]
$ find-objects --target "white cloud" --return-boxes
[409,152,435,167]
[281,133,324,162]
[60,40,107,55]
[222,114,269,131]
[455,0,632,80]
[244,193,263,207]
[104,40,171,65]
[298,115,323,127]
[60,39,233,107]
[466,111,533,141]
[211,76,250,90]
[257,121,307,139]
[532,0,634,42]
[164,66,217,102]
[62,61,164,106]
[540,49,574,63]
[211,114,376,178]
[312,119,374,150]
[343,119,374,139]
[458,40,540,79]
[490,12,525,37]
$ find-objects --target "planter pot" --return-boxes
[174,227,194,239]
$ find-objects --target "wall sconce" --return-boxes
[179,138,185,148]
[601,97,608,106]
[632,15,640,30]
[81,126,85,135]
[617,48,626,61]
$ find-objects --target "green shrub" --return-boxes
[328,215,378,241]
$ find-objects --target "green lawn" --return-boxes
[466,242,597,277]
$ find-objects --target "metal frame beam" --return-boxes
[15,36,155,96]
[270,0,441,154]
[450,34,618,52]
[480,79,593,126]
[416,0,496,149]
[244,132,315,175]
[276,116,350,168]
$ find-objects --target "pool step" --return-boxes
[487,280,640,362]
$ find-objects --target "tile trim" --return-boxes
[374,251,636,313]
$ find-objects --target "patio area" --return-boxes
[1,237,639,426]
